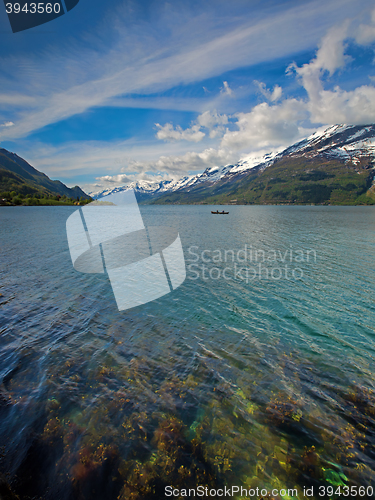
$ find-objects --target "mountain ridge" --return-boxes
[91,124,375,205]
[0,148,90,201]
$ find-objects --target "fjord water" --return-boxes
[0,205,374,499]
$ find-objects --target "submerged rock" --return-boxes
[0,474,20,500]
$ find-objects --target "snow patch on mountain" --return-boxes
[90,149,281,198]
[90,124,375,200]
[230,149,282,173]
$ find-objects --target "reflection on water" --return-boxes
[0,206,375,499]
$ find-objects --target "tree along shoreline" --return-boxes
[0,191,92,206]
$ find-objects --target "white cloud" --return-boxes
[220,81,233,97]
[288,23,375,125]
[255,81,283,102]
[221,99,309,151]
[0,0,363,141]
[0,94,35,107]
[306,84,375,125]
[18,136,237,188]
[107,95,207,113]
[355,7,375,45]
[220,22,375,153]
[125,147,235,176]
[155,123,205,142]
[288,24,350,102]
[0,121,14,127]
[155,110,228,142]
[356,24,375,45]
[197,110,228,138]
[315,22,350,75]
[95,172,173,186]
[80,146,237,192]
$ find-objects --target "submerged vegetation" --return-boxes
[1,338,375,500]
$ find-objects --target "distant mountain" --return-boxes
[91,150,281,202]
[91,124,375,205]
[0,148,90,199]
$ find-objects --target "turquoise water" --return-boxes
[0,205,375,499]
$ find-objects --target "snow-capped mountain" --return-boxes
[280,124,375,164]
[90,124,375,202]
[90,150,281,199]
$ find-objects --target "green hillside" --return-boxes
[0,148,91,206]
[151,156,375,206]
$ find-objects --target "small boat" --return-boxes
[211,210,229,214]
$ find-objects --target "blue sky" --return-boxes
[0,0,375,193]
